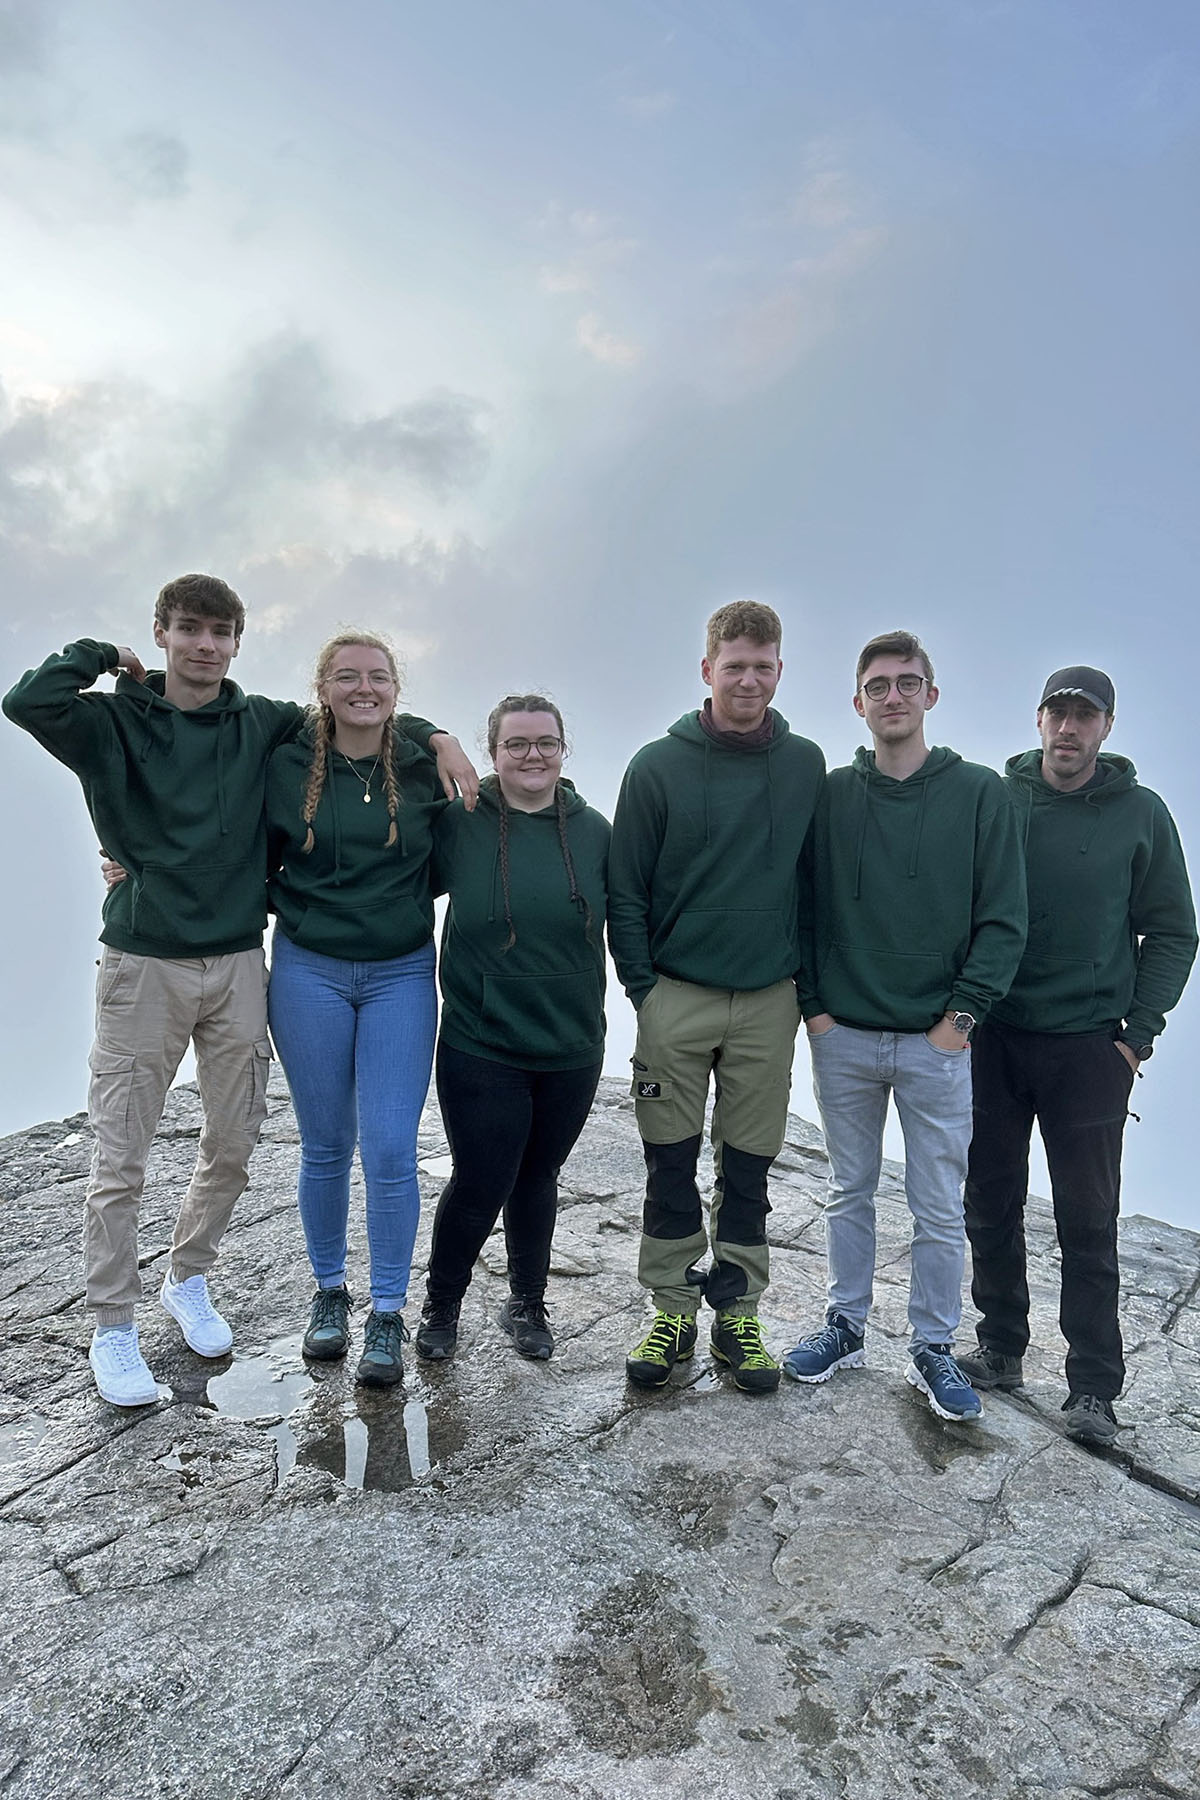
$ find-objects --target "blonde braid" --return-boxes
[380,713,402,848]
[301,703,333,853]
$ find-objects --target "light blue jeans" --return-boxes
[268,933,437,1313]
[808,1024,973,1351]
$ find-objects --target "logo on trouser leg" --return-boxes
[636,1081,662,1098]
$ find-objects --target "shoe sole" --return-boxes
[625,1345,695,1388]
[302,1337,348,1362]
[905,1362,981,1423]
[782,1348,865,1385]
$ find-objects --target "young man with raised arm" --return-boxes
[959,666,1196,1445]
[3,573,473,1407]
[784,629,1027,1422]
[609,600,825,1394]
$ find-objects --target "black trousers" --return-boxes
[964,1019,1134,1399]
[425,1041,602,1305]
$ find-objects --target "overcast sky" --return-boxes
[3,0,1198,1230]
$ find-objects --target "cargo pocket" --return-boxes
[246,1039,273,1131]
[88,1046,136,1140]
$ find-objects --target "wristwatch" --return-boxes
[1117,1032,1153,1061]
[946,1010,977,1037]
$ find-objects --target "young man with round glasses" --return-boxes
[960,666,1196,1445]
[784,629,1027,1421]
[610,600,825,1394]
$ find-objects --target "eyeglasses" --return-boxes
[859,675,929,701]
[498,736,563,759]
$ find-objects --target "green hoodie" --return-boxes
[2,638,444,958]
[3,639,305,956]
[608,709,825,1006]
[806,746,1027,1032]
[992,750,1197,1040]
[433,776,610,1071]
[266,731,446,961]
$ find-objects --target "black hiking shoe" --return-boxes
[302,1286,353,1361]
[625,1311,698,1387]
[415,1296,461,1362]
[355,1310,408,1387]
[1063,1392,1118,1446]
[956,1344,1024,1391]
[710,1311,781,1394]
[500,1295,555,1359]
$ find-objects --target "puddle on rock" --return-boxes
[0,1415,49,1476]
[169,1332,467,1491]
[184,1335,314,1478]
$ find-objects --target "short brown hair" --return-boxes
[155,573,245,638]
[856,629,934,687]
[705,600,782,662]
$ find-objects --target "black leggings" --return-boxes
[426,1041,603,1304]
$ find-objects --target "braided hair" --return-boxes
[302,630,404,852]
[486,693,593,951]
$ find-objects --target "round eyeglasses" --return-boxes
[859,674,929,701]
[498,736,564,759]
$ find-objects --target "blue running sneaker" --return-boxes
[905,1345,982,1422]
[782,1313,865,1384]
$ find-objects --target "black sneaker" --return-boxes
[710,1311,781,1394]
[415,1296,460,1362]
[1063,1392,1118,1446]
[500,1295,554,1360]
[956,1344,1024,1391]
[625,1311,698,1387]
[355,1310,408,1387]
[302,1285,353,1361]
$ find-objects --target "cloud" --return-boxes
[617,90,678,119]
[791,167,859,230]
[110,129,190,201]
[576,313,641,368]
[0,336,493,646]
[726,226,889,383]
[538,233,638,296]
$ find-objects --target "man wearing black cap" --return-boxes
[960,667,1197,1444]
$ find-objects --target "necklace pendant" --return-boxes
[363,792,372,804]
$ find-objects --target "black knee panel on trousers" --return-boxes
[714,1143,772,1247]
[643,1135,704,1239]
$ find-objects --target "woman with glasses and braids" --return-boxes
[415,695,610,1363]
[265,631,473,1388]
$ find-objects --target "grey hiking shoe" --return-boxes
[302,1285,353,1361]
[355,1311,408,1387]
[1063,1392,1118,1446]
[956,1344,1024,1391]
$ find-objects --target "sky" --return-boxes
[2,0,1199,1229]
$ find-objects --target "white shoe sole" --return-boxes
[783,1348,865,1384]
[905,1361,981,1423]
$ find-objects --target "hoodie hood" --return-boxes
[1004,750,1138,859]
[476,773,590,816]
[846,744,963,892]
[114,669,250,836]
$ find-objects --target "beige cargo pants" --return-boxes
[86,947,272,1325]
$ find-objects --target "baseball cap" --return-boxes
[1038,666,1115,713]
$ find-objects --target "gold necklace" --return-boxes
[339,750,381,804]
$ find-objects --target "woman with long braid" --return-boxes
[266,631,457,1386]
[415,695,610,1363]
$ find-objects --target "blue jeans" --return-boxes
[808,1024,973,1352]
[268,932,437,1312]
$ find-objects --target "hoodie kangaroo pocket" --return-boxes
[824,940,947,1019]
[131,862,265,947]
[480,970,603,1061]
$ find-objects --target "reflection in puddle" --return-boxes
[0,1414,49,1475]
[166,1330,467,1492]
[203,1337,313,1479]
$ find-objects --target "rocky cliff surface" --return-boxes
[2,1072,1199,1800]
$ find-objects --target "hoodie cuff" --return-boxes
[948,992,989,1027]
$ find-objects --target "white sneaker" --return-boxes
[160,1269,234,1357]
[89,1325,160,1407]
